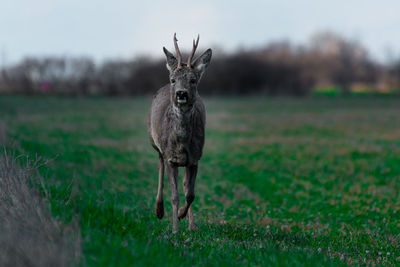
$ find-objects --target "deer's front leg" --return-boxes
[165,161,179,233]
[155,153,165,219]
[178,164,198,230]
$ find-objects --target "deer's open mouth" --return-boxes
[176,91,188,104]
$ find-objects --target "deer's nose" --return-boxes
[176,91,188,100]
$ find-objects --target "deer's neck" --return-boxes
[170,104,193,140]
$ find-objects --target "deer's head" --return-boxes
[163,33,212,110]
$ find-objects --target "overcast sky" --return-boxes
[1,0,399,65]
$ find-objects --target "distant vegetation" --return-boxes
[1,31,400,96]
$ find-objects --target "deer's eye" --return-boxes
[171,79,176,84]
[190,79,197,84]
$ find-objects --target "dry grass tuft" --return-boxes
[0,151,80,267]
[0,121,5,145]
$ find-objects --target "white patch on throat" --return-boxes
[173,104,183,116]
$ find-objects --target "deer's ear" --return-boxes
[192,49,212,76]
[163,47,177,71]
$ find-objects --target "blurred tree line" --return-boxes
[0,32,399,96]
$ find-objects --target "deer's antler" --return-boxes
[187,34,200,68]
[173,33,182,69]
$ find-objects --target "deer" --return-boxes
[148,33,212,233]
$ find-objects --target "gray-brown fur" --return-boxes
[148,34,212,233]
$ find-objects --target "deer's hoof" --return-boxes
[172,228,178,234]
[188,223,198,231]
[178,206,188,220]
[156,201,164,219]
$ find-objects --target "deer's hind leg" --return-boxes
[178,164,198,230]
[155,153,165,219]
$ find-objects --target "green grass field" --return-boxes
[1,96,399,266]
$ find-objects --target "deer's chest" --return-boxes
[172,119,192,141]
[163,112,194,165]
[168,112,193,148]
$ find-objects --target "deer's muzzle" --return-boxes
[176,90,189,104]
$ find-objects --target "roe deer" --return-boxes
[148,34,212,233]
